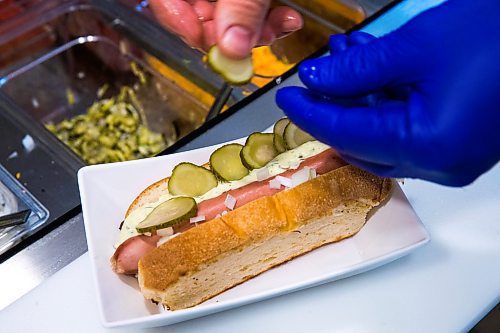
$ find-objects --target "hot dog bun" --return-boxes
[125,177,169,218]
[138,165,392,310]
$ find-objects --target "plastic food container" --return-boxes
[0,0,237,165]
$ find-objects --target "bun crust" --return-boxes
[138,165,392,310]
[125,177,169,218]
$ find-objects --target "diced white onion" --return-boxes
[289,160,301,169]
[156,232,181,247]
[309,167,317,179]
[157,302,167,313]
[156,227,174,237]
[275,175,293,188]
[256,167,270,181]
[269,178,281,189]
[221,210,228,216]
[224,194,237,210]
[157,236,171,247]
[190,215,206,224]
[291,167,311,187]
[215,214,222,219]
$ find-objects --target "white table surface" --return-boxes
[2,1,499,332]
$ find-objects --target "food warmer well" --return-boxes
[0,0,396,310]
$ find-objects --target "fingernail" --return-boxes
[221,26,254,58]
[281,15,303,33]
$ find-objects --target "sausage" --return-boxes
[111,235,161,275]
[112,149,345,274]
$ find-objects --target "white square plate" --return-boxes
[78,135,429,329]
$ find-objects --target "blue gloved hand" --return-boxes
[276,0,500,186]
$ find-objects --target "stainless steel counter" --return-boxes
[0,213,86,310]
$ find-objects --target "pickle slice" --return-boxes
[273,117,290,153]
[240,133,278,169]
[168,162,218,196]
[207,45,253,85]
[136,197,197,233]
[283,122,315,149]
[210,143,249,181]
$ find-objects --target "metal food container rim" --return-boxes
[0,0,236,100]
[0,163,50,255]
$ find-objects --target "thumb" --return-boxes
[215,0,271,59]
[299,32,413,97]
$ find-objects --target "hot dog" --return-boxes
[112,148,346,274]
[110,119,393,310]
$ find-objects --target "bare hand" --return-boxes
[149,0,303,59]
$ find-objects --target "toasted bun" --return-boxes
[125,177,169,218]
[138,165,392,310]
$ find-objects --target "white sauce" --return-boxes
[116,141,329,246]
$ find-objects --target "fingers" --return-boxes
[339,154,398,178]
[348,31,377,45]
[190,0,214,21]
[328,34,348,53]
[150,1,302,58]
[299,32,411,97]
[149,0,206,49]
[261,6,303,43]
[215,0,271,59]
[328,31,375,54]
[341,153,477,187]
[214,1,302,59]
[275,86,463,183]
[201,19,216,50]
[276,86,409,166]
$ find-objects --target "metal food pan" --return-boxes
[0,0,233,164]
[0,164,49,255]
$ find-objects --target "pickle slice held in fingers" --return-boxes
[136,197,197,233]
[210,143,249,181]
[273,117,290,153]
[207,45,253,85]
[283,122,315,149]
[240,133,278,169]
[168,162,218,196]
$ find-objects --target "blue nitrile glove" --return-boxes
[276,0,500,186]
